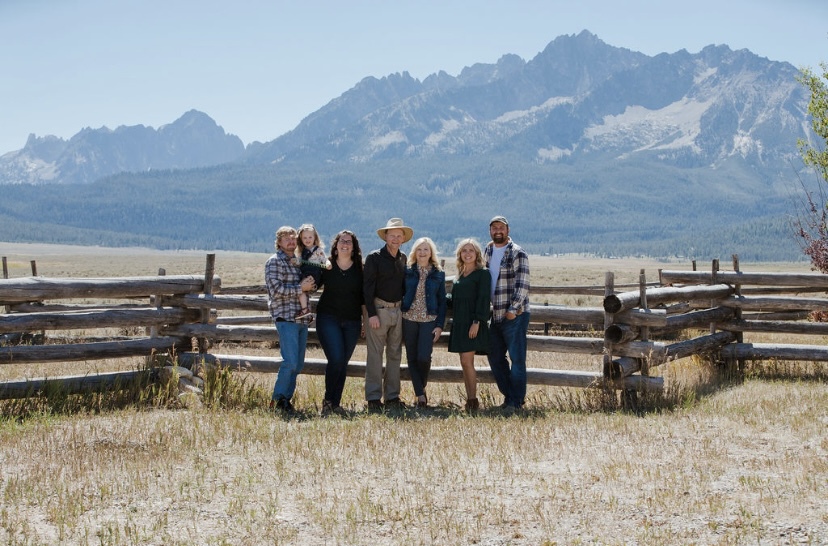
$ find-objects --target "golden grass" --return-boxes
[0,244,826,544]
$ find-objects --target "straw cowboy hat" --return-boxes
[376,217,414,243]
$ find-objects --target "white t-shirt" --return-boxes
[488,244,507,299]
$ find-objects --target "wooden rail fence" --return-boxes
[1,253,826,400]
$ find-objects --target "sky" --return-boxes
[1,0,827,155]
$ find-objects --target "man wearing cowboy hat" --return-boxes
[363,218,413,410]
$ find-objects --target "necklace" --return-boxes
[337,260,353,275]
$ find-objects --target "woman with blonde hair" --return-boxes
[401,237,447,408]
[447,238,491,412]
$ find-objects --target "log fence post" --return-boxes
[638,269,650,376]
[619,269,650,410]
[731,255,743,343]
[2,258,7,314]
[148,268,166,338]
[731,254,745,372]
[602,272,615,378]
[710,259,719,335]
[30,260,45,341]
[198,254,216,354]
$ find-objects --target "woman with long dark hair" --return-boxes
[316,230,365,416]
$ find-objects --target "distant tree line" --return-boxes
[0,155,805,262]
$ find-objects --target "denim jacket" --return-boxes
[401,265,447,328]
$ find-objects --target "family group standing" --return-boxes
[264,215,530,416]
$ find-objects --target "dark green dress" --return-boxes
[448,267,492,354]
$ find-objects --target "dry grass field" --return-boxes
[0,243,826,545]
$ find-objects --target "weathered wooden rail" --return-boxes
[601,258,828,380]
[1,253,826,401]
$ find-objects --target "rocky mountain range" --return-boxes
[1,31,810,186]
[244,30,807,175]
[0,110,244,185]
[0,31,816,261]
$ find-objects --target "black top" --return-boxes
[363,245,406,317]
[317,262,364,321]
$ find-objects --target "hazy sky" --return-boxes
[2,0,826,154]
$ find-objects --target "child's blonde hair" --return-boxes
[296,223,323,255]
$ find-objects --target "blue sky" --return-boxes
[1,0,826,154]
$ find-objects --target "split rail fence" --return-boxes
[1,254,827,401]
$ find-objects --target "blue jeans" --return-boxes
[316,312,361,407]
[403,319,437,397]
[272,320,309,402]
[487,312,530,407]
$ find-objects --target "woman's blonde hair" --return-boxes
[407,237,441,270]
[454,238,484,275]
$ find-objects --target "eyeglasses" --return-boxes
[338,239,353,246]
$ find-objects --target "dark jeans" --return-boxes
[316,312,361,407]
[403,318,437,397]
[487,312,530,407]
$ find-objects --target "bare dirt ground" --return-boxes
[0,244,825,545]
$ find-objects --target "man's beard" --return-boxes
[492,233,507,244]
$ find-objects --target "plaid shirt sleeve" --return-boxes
[508,245,530,315]
[486,241,530,321]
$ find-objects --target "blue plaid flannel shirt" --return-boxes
[265,249,312,324]
[483,239,530,323]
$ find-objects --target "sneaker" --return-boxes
[295,308,313,320]
[366,399,384,412]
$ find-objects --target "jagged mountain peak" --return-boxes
[1,110,243,184]
[238,32,807,173]
[162,109,219,130]
[0,32,811,188]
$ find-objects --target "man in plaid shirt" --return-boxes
[265,225,317,415]
[483,215,530,412]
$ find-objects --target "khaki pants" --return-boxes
[365,303,403,402]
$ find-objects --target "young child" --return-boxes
[295,223,331,320]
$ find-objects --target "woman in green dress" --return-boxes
[447,238,491,412]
